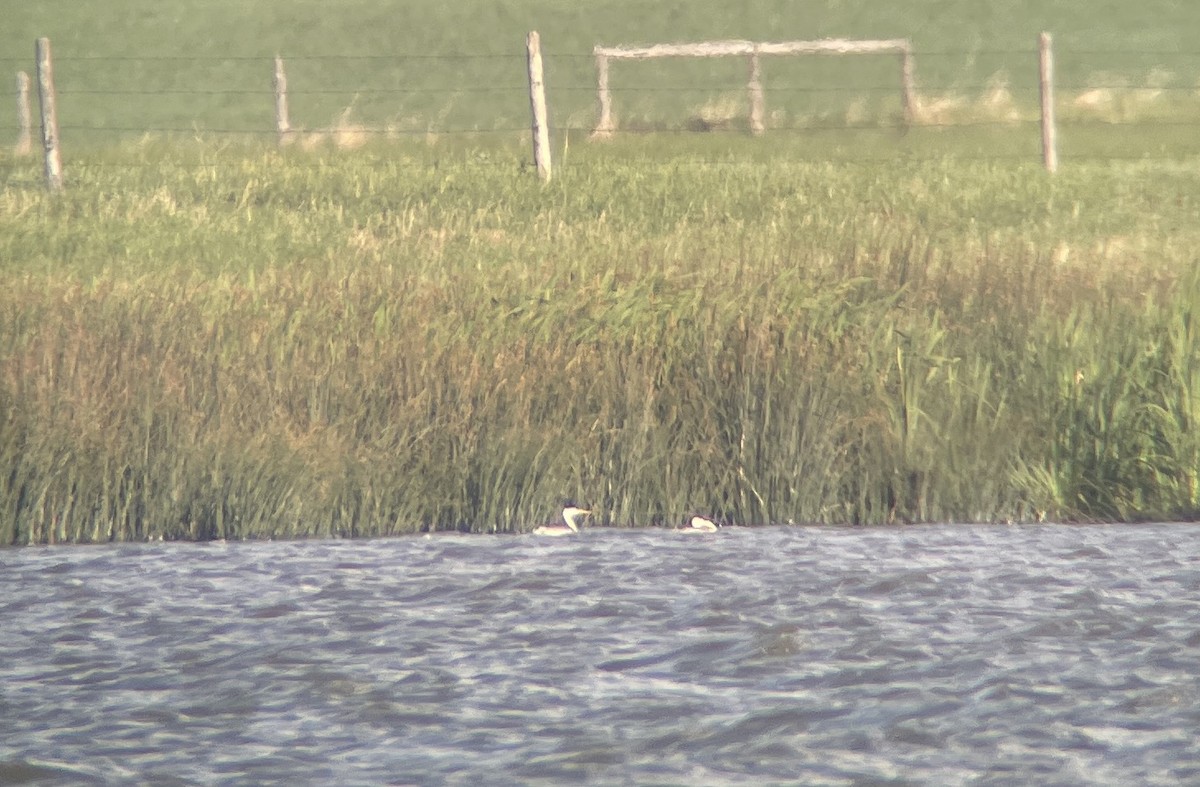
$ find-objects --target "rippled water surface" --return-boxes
[2,524,1199,784]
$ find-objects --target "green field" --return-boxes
[4,1,1200,149]
[2,3,1200,543]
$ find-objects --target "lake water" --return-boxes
[1,523,1198,785]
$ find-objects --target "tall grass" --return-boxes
[1,140,1199,542]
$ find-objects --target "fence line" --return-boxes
[36,54,528,62]
[36,116,1196,135]
[8,33,1200,189]
[50,119,1056,133]
[592,38,916,137]
[46,82,1200,95]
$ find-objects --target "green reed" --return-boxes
[2,140,1199,543]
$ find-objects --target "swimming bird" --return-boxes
[676,514,721,533]
[532,505,591,536]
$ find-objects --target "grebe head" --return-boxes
[532,502,592,536]
[561,505,592,532]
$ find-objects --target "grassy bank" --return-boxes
[2,140,1199,542]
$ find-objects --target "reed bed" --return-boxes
[2,140,1199,543]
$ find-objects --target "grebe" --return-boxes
[532,505,591,536]
[676,515,720,533]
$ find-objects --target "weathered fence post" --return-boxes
[273,55,291,146]
[1039,32,1058,173]
[900,42,917,124]
[594,51,614,138]
[35,37,63,191]
[747,49,765,135]
[15,71,32,155]
[526,30,552,181]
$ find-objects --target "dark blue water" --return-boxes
[2,523,1199,785]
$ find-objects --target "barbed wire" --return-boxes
[4,47,1200,60]
[4,45,1200,169]
[23,114,1197,138]
[4,48,1200,73]
[29,82,1200,92]
[43,54,527,63]
[57,87,529,96]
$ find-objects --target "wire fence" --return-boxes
[5,39,1200,169]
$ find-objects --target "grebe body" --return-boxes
[676,515,720,533]
[532,505,591,536]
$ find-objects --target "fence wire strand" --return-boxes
[4,46,1200,166]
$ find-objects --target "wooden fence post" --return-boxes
[594,52,614,138]
[15,71,32,155]
[747,49,765,135]
[1039,32,1058,173]
[273,55,291,146]
[900,42,917,124]
[526,30,552,181]
[35,37,63,191]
